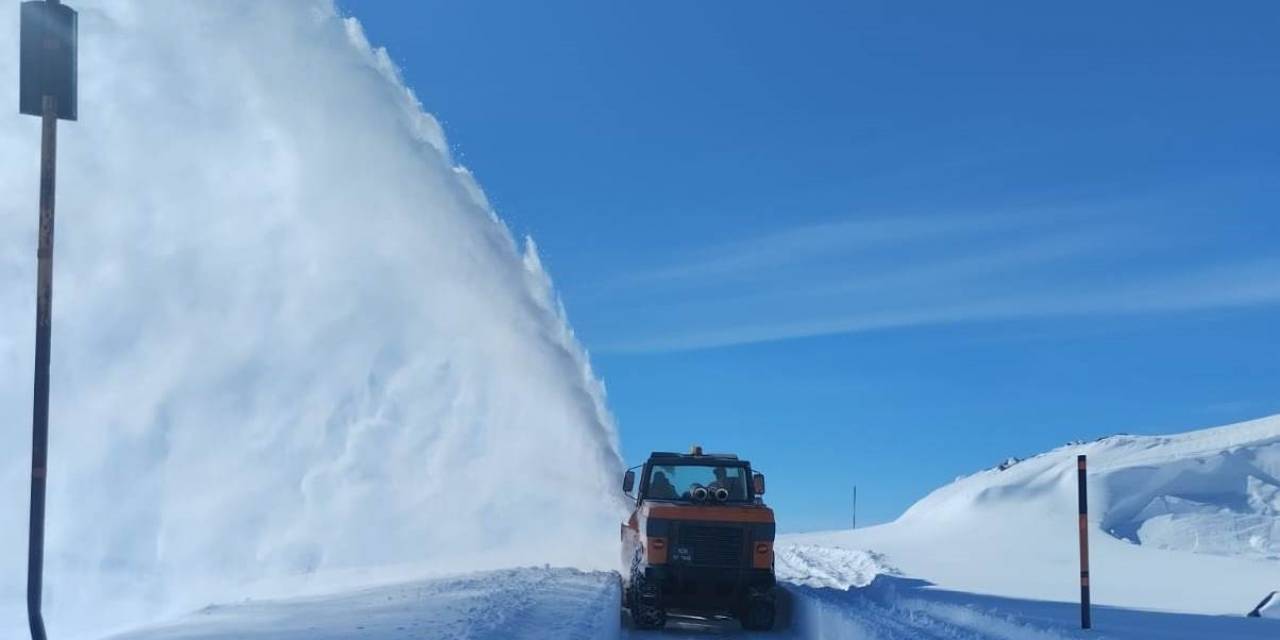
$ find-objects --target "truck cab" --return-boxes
[620,446,776,631]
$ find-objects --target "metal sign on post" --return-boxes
[19,1,78,639]
[20,0,77,120]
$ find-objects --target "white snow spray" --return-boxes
[0,1,625,636]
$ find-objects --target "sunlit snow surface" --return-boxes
[107,566,1279,640]
[111,416,1280,639]
[0,1,622,637]
[788,414,1280,617]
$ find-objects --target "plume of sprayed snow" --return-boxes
[0,1,624,635]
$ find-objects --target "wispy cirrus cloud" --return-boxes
[617,211,1028,286]
[587,203,1280,352]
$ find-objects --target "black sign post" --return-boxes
[19,1,77,639]
[1078,454,1092,630]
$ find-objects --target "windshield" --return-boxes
[646,464,749,502]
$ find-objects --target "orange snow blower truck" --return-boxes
[620,446,776,631]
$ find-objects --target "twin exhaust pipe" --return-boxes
[691,486,731,503]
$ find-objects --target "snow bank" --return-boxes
[786,414,1280,616]
[775,545,893,590]
[899,414,1280,559]
[0,1,623,637]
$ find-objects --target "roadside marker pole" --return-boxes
[19,2,78,638]
[851,485,857,530]
[1078,454,1092,630]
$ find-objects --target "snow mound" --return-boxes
[904,414,1280,560]
[775,544,894,590]
[785,414,1280,616]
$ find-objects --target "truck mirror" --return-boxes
[753,472,766,495]
[623,470,636,494]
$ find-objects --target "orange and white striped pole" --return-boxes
[1077,454,1091,630]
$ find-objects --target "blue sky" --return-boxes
[340,0,1280,532]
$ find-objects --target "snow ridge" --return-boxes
[904,414,1280,560]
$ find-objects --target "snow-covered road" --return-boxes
[110,568,616,640]
[108,564,1279,640]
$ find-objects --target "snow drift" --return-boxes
[0,1,623,636]
[774,545,893,591]
[787,414,1280,616]
[901,414,1280,560]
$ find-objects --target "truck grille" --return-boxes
[673,524,745,567]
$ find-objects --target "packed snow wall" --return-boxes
[0,1,625,636]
